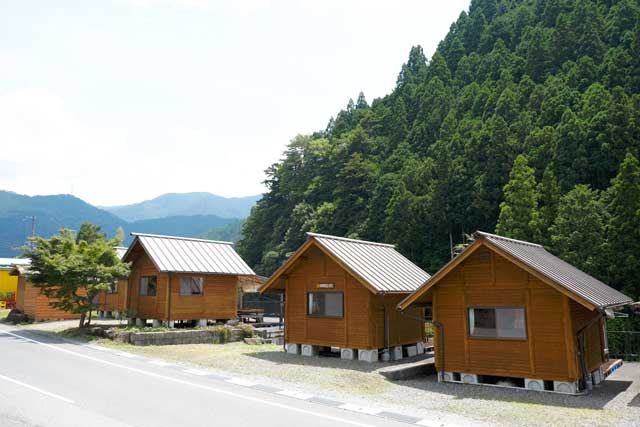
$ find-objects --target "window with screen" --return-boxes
[180,276,204,296]
[139,276,157,296]
[468,307,526,339]
[308,292,343,317]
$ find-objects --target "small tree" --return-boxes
[23,223,130,328]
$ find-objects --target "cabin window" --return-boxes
[308,292,343,317]
[180,276,204,296]
[106,281,118,294]
[468,307,526,339]
[139,276,157,296]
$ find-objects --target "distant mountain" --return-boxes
[125,215,238,245]
[197,219,244,243]
[0,191,253,256]
[102,192,261,222]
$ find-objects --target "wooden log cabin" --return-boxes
[398,231,633,394]
[121,233,256,327]
[260,233,430,362]
[11,265,85,321]
[96,246,128,317]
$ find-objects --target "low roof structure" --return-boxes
[260,232,430,294]
[399,231,633,311]
[114,246,128,260]
[0,258,30,271]
[122,233,255,276]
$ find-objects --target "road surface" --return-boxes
[0,323,417,427]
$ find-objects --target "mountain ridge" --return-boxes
[0,191,255,256]
[102,192,261,222]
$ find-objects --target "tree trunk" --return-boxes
[87,308,93,326]
[79,312,86,328]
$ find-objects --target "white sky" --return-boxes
[0,0,470,206]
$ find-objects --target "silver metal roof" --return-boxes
[308,233,431,293]
[114,246,128,260]
[127,233,255,275]
[0,258,30,270]
[478,231,632,308]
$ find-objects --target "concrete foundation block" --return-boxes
[358,349,378,363]
[416,342,425,354]
[97,310,104,318]
[405,345,418,358]
[127,318,135,326]
[461,373,479,384]
[441,372,455,382]
[301,344,319,357]
[554,380,579,394]
[592,367,604,385]
[286,343,300,355]
[392,346,403,361]
[135,318,146,327]
[198,319,208,327]
[152,319,162,327]
[340,348,356,360]
[381,349,391,362]
[113,311,120,320]
[525,378,544,391]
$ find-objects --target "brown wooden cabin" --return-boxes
[260,233,431,361]
[96,246,128,316]
[398,231,633,394]
[11,265,84,321]
[121,233,256,326]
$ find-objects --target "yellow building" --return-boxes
[0,258,30,297]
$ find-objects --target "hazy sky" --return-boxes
[0,0,470,206]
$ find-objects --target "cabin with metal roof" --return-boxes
[260,233,430,362]
[121,233,255,327]
[398,231,633,394]
[96,246,129,318]
[11,263,85,321]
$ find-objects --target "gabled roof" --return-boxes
[399,231,633,311]
[123,233,255,276]
[260,232,430,294]
[114,246,128,260]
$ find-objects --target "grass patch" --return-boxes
[0,309,9,321]
[98,340,393,396]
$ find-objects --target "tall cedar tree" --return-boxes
[496,155,539,241]
[606,153,640,300]
[23,223,130,328]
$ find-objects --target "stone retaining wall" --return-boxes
[113,327,248,346]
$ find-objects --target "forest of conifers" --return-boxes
[237,0,640,303]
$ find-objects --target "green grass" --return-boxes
[0,309,9,320]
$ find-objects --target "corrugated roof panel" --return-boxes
[131,233,254,275]
[308,233,430,293]
[478,232,632,308]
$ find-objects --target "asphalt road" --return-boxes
[0,324,415,427]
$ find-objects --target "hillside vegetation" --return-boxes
[238,0,640,301]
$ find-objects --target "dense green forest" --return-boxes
[238,0,640,302]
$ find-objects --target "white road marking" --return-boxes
[115,352,137,358]
[0,328,376,427]
[183,368,210,376]
[415,420,436,426]
[226,377,258,387]
[0,373,75,404]
[149,360,175,367]
[276,390,314,400]
[339,403,383,415]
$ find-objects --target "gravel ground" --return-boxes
[16,320,640,427]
